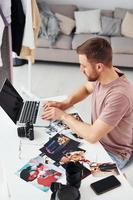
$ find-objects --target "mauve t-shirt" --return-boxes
[91,69,133,160]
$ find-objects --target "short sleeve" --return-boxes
[98,93,129,127]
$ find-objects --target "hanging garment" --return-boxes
[0,0,11,24]
[20,0,41,63]
[21,0,35,50]
[11,0,25,55]
[0,15,5,67]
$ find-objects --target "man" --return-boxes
[41,37,133,169]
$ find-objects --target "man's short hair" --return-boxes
[76,37,112,66]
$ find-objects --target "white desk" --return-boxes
[0,104,133,200]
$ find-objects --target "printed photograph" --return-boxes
[90,162,119,177]
[58,148,91,179]
[59,148,87,165]
[39,133,79,162]
[16,162,62,192]
[45,113,83,135]
[53,112,83,130]
[29,155,56,166]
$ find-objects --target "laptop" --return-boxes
[0,79,47,127]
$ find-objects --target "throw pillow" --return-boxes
[55,13,75,35]
[78,7,113,17]
[121,12,133,38]
[99,16,121,36]
[37,0,60,45]
[74,9,101,34]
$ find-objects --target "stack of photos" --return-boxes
[16,109,120,193]
[16,161,62,192]
[16,133,91,193]
[39,133,80,162]
[39,134,91,179]
[90,162,119,177]
[45,113,83,139]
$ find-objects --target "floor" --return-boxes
[12,61,133,186]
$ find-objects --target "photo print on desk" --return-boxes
[29,155,57,166]
[39,133,80,162]
[59,148,91,179]
[45,113,83,139]
[16,162,62,192]
[90,162,119,177]
[40,137,91,180]
[59,148,87,165]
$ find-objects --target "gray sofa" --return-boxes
[35,4,133,68]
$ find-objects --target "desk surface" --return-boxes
[0,102,133,200]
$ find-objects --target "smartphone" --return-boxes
[90,175,121,195]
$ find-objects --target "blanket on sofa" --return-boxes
[37,0,60,46]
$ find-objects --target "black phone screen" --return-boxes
[90,175,121,195]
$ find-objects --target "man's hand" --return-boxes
[43,100,69,110]
[41,106,67,121]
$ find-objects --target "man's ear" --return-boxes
[96,63,104,72]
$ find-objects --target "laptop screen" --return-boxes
[0,79,23,124]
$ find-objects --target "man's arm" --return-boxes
[61,113,113,143]
[43,82,94,110]
[42,107,113,143]
[63,82,94,107]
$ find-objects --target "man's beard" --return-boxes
[84,71,99,82]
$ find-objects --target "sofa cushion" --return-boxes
[111,37,133,54]
[114,7,133,20]
[37,34,72,50]
[99,16,121,36]
[101,10,113,17]
[48,4,78,19]
[74,9,101,34]
[55,13,75,35]
[121,12,133,38]
[79,7,113,17]
[37,0,60,45]
[72,34,110,50]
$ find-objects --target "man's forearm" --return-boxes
[61,113,95,143]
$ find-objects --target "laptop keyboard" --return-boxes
[19,101,40,124]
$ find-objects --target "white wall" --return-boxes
[45,0,133,9]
